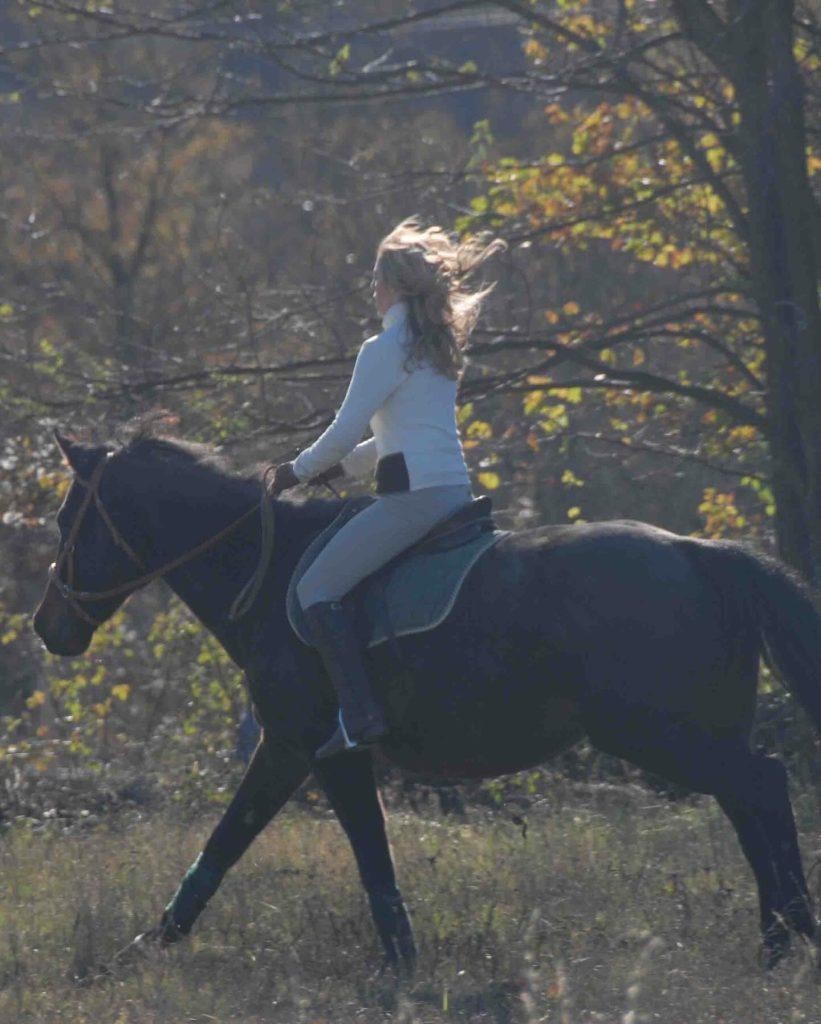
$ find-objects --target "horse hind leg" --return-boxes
[583,699,817,966]
[717,754,817,966]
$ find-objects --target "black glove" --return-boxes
[268,461,300,495]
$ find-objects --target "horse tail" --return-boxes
[686,538,821,735]
[747,550,821,735]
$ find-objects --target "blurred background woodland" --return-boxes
[0,0,819,817]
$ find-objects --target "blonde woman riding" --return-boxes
[270,218,505,759]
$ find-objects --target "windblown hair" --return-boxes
[375,217,506,379]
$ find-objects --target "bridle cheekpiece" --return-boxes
[48,453,267,628]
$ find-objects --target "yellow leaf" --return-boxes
[478,472,500,490]
[561,469,584,487]
[544,103,570,125]
[111,683,131,701]
[523,390,544,415]
[551,386,583,404]
[727,426,759,443]
[706,147,724,173]
[524,38,548,63]
[562,301,580,316]
[457,402,474,425]
[26,690,46,709]
[567,506,582,520]
[466,420,492,440]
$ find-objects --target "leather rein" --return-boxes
[48,454,274,628]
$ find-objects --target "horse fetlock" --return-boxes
[785,897,817,938]
[393,910,417,965]
[367,889,416,968]
[157,908,191,944]
[163,853,223,936]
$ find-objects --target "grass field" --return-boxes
[2,778,820,1024]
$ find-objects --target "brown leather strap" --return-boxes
[50,456,273,625]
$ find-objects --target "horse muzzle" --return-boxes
[32,585,95,656]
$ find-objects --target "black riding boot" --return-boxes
[304,600,388,759]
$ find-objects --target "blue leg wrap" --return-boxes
[164,853,223,936]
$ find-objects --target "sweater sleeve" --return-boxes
[292,330,407,482]
[341,437,378,479]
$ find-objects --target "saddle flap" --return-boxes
[286,495,504,650]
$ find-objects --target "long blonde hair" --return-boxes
[375,217,506,379]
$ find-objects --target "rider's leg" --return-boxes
[297,484,471,759]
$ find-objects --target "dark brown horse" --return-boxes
[33,432,821,970]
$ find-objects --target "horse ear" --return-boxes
[54,430,101,479]
[54,429,75,462]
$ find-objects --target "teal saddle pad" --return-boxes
[287,497,507,650]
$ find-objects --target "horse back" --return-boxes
[372,520,759,776]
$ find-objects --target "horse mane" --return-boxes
[122,432,229,474]
[113,411,259,483]
[116,428,343,529]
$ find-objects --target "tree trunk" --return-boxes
[734,0,821,582]
[678,0,821,581]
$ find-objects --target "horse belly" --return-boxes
[372,572,585,779]
[382,692,583,779]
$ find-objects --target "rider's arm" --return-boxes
[298,439,375,489]
[292,331,406,483]
[341,437,378,480]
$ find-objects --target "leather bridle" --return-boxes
[48,453,266,628]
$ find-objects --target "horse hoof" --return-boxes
[761,933,791,970]
[800,932,821,970]
[112,928,167,967]
[372,953,415,984]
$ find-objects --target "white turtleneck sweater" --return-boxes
[292,301,471,491]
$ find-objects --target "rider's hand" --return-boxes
[268,462,300,496]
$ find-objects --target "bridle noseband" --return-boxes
[48,454,267,628]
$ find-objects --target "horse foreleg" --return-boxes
[154,735,309,943]
[313,752,417,974]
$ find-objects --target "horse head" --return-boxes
[33,431,142,656]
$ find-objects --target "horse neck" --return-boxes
[127,468,339,657]
[122,464,266,652]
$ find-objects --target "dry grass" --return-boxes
[2,782,820,1023]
